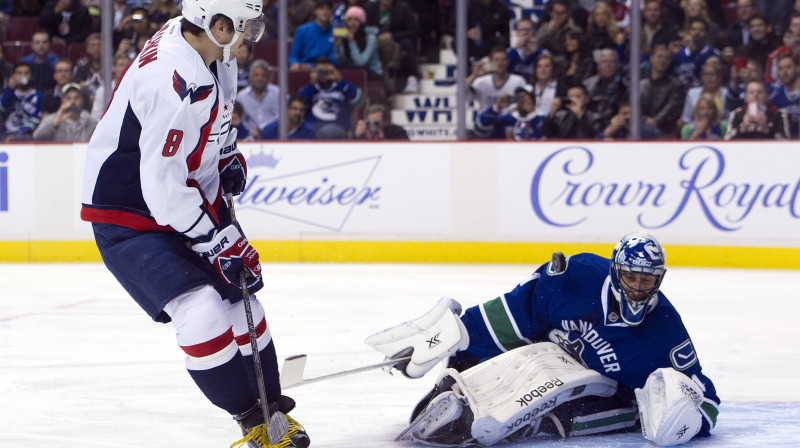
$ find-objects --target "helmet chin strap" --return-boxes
[204,27,242,62]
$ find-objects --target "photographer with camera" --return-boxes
[34,82,97,142]
[542,84,604,139]
[599,100,662,140]
[724,79,788,139]
[297,56,365,139]
[473,85,545,140]
[467,46,527,113]
[354,103,409,141]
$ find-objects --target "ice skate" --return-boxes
[232,397,310,448]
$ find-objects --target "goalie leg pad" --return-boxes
[365,297,469,378]
[459,342,618,446]
[635,367,703,446]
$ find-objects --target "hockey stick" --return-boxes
[280,354,412,389]
[227,193,289,444]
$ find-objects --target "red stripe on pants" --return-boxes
[181,327,234,358]
[234,317,267,347]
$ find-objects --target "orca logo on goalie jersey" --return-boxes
[173,70,214,104]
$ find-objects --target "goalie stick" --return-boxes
[227,193,289,444]
[280,354,413,389]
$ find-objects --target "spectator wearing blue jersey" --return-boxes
[261,96,318,140]
[289,0,336,71]
[473,84,546,140]
[507,17,549,81]
[297,56,364,139]
[769,53,800,137]
[20,30,59,92]
[0,63,43,141]
[673,18,721,90]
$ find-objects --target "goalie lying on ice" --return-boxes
[366,232,720,446]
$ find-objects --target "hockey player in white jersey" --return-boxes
[81,1,309,447]
[367,232,720,446]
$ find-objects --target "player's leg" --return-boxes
[227,296,310,447]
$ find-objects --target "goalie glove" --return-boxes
[365,297,470,379]
[635,368,704,446]
[218,128,247,196]
[192,224,263,294]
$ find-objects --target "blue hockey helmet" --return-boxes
[609,232,666,326]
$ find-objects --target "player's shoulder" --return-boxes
[537,252,608,292]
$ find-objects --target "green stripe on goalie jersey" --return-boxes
[570,408,639,436]
[482,297,529,352]
[700,399,719,428]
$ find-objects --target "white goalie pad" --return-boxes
[399,342,618,446]
[365,297,470,378]
[635,368,704,446]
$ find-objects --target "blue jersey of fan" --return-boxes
[459,252,720,436]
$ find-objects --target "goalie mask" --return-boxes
[609,232,666,327]
[182,0,265,61]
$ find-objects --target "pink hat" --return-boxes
[344,6,366,24]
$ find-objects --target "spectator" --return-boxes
[531,54,564,116]
[560,30,596,87]
[642,0,680,49]
[405,0,441,61]
[365,0,420,93]
[0,63,42,141]
[724,57,766,112]
[543,84,605,138]
[111,0,133,30]
[725,80,788,139]
[288,0,317,38]
[765,15,800,84]
[33,82,97,141]
[473,85,546,140]
[679,57,730,129]
[536,0,582,57]
[682,0,718,48]
[231,102,250,141]
[736,13,781,72]
[261,96,318,140]
[42,59,89,115]
[609,0,631,30]
[297,56,364,139]
[113,8,151,56]
[39,0,93,45]
[584,48,629,127]
[726,0,756,50]
[673,18,721,89]
[334,5,383,82]
[640,44,686,136]
[598,100,662,139]
[147,0,179,29]
[20,30,59,92]
[237,59,280,140]
[467,46,527,113]
[353,103,409,140]
[769,53,800,136]
[290,0,336,71]
[72,33,103,99]
[0,45,13,88]
[681,93,727,139]
[91,54,131,120]
[755,0,793,35]
[234,41,252,91]
[586,2,620,51]
[444,0,510,61]
[507,17,548,80]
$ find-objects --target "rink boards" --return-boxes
[1,140,799,268]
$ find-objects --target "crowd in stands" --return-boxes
[0,0,798,142]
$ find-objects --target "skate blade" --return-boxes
[396,391,463,443]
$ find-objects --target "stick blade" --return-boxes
[280,354,308,389]
[266,411,290,444]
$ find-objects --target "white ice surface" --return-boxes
[1,263,799,447]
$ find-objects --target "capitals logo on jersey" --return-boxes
[173,70,214,104]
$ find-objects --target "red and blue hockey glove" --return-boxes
[219,128,247,196]
[192,224,263,293]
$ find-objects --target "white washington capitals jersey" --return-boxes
[81,17,238,239]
